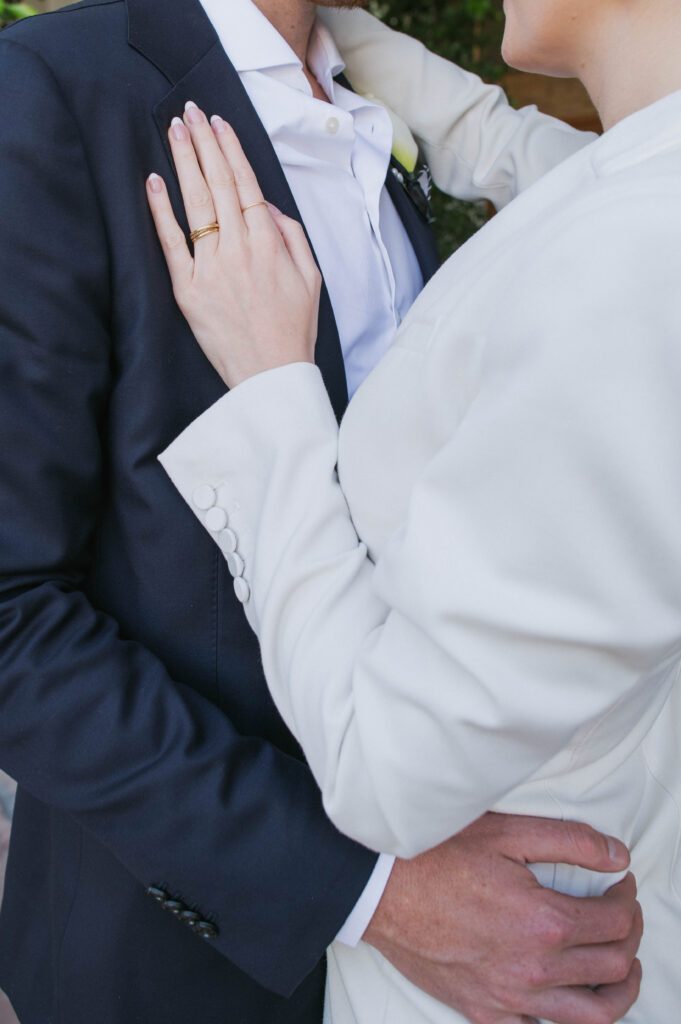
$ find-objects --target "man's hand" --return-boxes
[363,813,642,1024]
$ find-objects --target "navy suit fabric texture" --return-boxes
[0,0,441,1021]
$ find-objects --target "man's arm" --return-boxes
[319,7,596,209]
[365,815,641,1024]
[0,31,378,996]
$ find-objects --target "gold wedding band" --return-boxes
[190,222,220,243]
[241,201,268,214]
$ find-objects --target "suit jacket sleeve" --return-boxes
[160,185,681,859]
[0,34,377,996]
[318,7,595,209]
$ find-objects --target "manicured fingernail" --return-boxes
[607,835,625,862]
[171,117,187,141]
[210,114,226,133]
[184,100,203,125]
[147,173,163,194]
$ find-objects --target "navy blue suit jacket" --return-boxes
[0,0,440,1020]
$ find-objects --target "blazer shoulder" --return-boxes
[1,0,124,56]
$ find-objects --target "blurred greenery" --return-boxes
[0,0,35,28]
[371,0,507,256]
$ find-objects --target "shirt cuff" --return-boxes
[334,853,395,947]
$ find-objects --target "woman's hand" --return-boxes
[146,102,321,389]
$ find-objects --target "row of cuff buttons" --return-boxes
[192,484,250,603]
[146,886,218,940]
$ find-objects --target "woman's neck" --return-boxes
[580,2,681,130]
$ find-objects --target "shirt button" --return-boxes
[192,484,216,511]
[325,116,340,135]
[226,551,245,578]
[217,528,238,554]
[205,506,228,533]
[234,577,250,604]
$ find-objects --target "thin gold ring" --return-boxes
[241,201,268,214]
[190,222,220,243]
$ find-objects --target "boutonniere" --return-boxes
[362,93,435,225]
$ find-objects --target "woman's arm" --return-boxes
[153,117,681,857]
[318,7,596,209]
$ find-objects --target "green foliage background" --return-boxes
[0,0,35,28]
[371,0,506,255]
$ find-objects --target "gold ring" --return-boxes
[190,222,220,243]
[241,201,268,214]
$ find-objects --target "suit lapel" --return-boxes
[127,0,349,419]
[385,170,441,284]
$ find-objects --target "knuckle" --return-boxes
[533,902,571,947]
[565,820,604,862]
[164,230,186,251]
[519,956,549,990]
[207,170,234,190]
[611,949,633,981]
[188,190,213,210]
[233,168,253,188]
[610,905,634,940]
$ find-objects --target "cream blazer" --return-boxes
[160,12,681,1022]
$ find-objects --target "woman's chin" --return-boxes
[501,37,574,78]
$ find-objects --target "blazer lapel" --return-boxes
[127,0,349,419]
[385,169,441,284]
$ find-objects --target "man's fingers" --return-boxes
[146,173,194,288]
[546,873,638,947]
[546,901,643,987]
[530,958,642,1024]
[497,814,629,873]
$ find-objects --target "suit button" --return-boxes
[192,484,216,511]
[146,886,169,903]
[226,551,244,578]
[164,900,185,916]
[194,921,218,940]
[325,116,340,134]
[218,528,238,554]
[180,910,201,926]
[205,506,228,532]
[233,577,250,604]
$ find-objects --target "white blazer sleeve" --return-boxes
[317,7,595,209]
[159,193,681,858]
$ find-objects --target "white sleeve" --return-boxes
[335,853,395,947]
[317,7,595,209]
[160,193,681,859]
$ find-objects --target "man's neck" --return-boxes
[251,0,316,65]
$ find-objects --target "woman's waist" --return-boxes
[492,665,681,897]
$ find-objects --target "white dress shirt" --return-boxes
[197,0,413,946]
[199,0,424,399]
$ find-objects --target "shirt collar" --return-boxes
[198,0,345,83]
